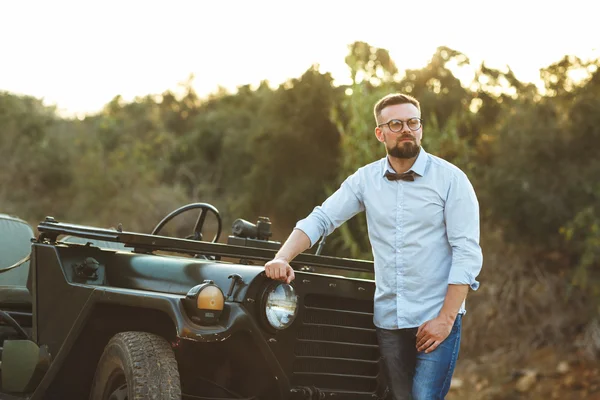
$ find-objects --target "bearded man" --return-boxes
[264,93,483,400]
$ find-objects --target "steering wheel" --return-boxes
[151,203,222,243]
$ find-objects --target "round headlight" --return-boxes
[265,284,299,330]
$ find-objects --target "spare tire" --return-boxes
[89,331,181,400]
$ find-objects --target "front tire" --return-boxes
[89,331,181,400]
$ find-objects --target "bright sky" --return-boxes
[1,0,598,117]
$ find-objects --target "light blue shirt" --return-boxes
[295,148,483,329]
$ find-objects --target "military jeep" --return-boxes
[0,204,387,400]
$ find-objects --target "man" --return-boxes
[264,93,483,399]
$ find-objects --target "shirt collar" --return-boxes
[381,147,428,178]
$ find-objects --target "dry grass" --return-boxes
[460,226,592,363]
[447,225,600,399]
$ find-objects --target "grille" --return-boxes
[292,293,381,393]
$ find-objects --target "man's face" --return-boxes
[375,103,422,159]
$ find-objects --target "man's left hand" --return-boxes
[416,315,454,353]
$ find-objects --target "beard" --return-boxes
[387,136,420,159]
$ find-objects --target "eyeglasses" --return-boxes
[377,118,423,132]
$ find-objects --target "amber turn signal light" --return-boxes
[183,280,224,325]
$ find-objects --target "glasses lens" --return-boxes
[388,120,403,132]
[407,118,421,131]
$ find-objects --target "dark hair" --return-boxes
[373,93,420,124]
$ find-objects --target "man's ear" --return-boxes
[374,127,385,143]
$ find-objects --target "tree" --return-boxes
[345,41,398,86]
[238,67,343,229]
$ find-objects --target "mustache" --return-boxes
[396,135,415,142]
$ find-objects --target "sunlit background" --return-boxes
[1,0,597,117]
[2,2,600,399]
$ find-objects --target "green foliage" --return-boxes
[396,47,472,129]
[483,63,600,249]
[330,45,479,259]
[541,55,598,98]
[167,83,269,216]
[563,205,600,297]
[345,41,398,85]
[332,43,600,314]
[2,42,600,314]
[330,82,394,259]
[0,92,72,221]
[238,67,343,228]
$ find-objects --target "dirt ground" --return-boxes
[439,227,600,399]
[447,347,600,400]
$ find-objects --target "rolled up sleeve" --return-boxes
[295,172,365,248]
[444,171,483,290]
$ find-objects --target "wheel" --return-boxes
[151,203,222,243]
[89,331,181,400]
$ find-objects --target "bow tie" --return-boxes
[385,170,416,182]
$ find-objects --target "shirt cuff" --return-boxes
[294,220,322,248]
[448,268,480,291]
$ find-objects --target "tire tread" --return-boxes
[92,331,181,400]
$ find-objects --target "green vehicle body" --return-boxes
[0,205,387,400]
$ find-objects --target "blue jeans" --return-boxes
[376,314,462,400]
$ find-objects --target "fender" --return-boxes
[28,244,290,399]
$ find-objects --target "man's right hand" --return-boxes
[264,229,309,284]
[264,258,295,284]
